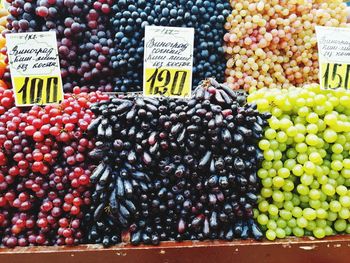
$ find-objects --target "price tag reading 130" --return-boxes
[6,31,63,106]
[316,26,350,90]
[143,26,194,98]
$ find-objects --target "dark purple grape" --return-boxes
[85,79,268,246]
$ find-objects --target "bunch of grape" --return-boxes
[224,0,349,91]
[0,87,109,247]
[4,0,114,92]
[85,78,270,247]
[4,0,231,92]
[77,3,117,93]
[37,0,89,92]
[110,0,231,92]
[248,85,350,240]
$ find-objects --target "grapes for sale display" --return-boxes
[5,0,230,92]
[85,78,270,246]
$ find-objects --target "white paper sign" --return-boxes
[143,26,194,98]
[6,31,63,106]
[315,26,350,89]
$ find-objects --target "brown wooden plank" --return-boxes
[1,236,350,263]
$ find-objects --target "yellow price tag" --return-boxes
[143,26,194,98]
[320,63,350,89]
[144,68,191,98]
[6,32,64,106]
[13,75,63,106]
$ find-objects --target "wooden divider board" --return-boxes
[1,236,350,263]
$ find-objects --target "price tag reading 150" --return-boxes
[143,26,194,98]
[321,63,350,89]
[316,26,350,90]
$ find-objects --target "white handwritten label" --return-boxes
[6,31,63,106]
[315,26,350,89]
[143,26,194,98]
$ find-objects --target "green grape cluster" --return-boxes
[248,84,350,240]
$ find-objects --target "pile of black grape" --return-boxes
[5,0,230,92]
[110,0,231,92]
[85,79,271,247]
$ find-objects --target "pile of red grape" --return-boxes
[85,79,270,247]
[4,0,230,92]
[0,87,108,247]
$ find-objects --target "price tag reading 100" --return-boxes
[6,31,63,106]
[13,76,62,105]
[143,26,194,98]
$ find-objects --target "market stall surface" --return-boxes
[1,236,350,263]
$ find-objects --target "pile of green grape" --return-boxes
[248,84,350,240]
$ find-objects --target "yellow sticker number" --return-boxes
[13,75,63,106]
[321,63,350,89]
[145,68,191,98]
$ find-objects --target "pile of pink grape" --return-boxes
[224,0,349,91]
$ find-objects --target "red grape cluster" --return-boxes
[77,1,116,92]
[0,87,108,247]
